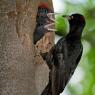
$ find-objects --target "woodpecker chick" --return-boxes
[33,3,54,44]
[41,13,86,95]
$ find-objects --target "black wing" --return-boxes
[33,25,45,44]
[52,45,83,95]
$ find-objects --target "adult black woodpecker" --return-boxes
[33,3,54,44]
[41,13,86,95]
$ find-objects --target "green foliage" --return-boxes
[55,16,69,36]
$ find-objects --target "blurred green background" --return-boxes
[52,0,95,95]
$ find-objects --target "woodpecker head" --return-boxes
[36,3,53,23]
[63,13,86,34]
[63,13,86,27]
[38,3,51,14]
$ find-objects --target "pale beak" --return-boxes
[47,13,66,22]
[45,13,71,32]
[44,12,58,32]
[62,15,72,20]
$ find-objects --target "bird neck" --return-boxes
[68,25,83,40]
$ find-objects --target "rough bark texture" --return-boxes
[0,0,54,95]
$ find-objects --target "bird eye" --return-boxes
[71,16,73,19]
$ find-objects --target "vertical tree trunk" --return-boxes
[0,0,54,95]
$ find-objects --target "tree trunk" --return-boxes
[0,0,54,95]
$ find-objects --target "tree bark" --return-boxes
[0,0,54,95]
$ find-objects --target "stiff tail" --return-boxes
[41,82,52,95]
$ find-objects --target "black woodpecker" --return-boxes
[33,3,54,44]
[41,13,86,95]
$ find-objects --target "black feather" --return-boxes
[41,13,86,95]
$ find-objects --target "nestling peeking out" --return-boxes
[33,3,54,45]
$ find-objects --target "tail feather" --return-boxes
[41,82,52,95]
